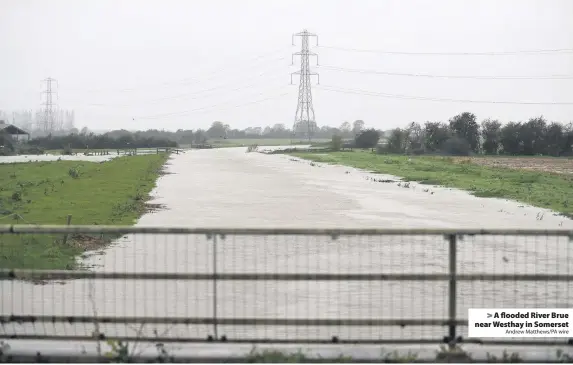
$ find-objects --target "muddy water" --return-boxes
[2,147,573,344]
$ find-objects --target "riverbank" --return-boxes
[0,153,171,270]
[289,151,573,218]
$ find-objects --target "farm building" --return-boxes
[0,120,30,155]
[0,120,29,141]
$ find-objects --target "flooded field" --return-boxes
[0,154,115,164]
[2,147,573,351]
[0,149,170,164]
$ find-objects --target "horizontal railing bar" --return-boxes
[3,269,573,282]
[0,334,568,347]
[1,315,467,327]
[1,224,572,236]
[1,270,445,281]
[0,334,445,345]
[0,356,561,365]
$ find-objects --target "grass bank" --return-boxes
[290,151,573,218]
[0,154,170,270]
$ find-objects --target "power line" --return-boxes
[317,44,573,56]
[136,89,290,121]
[66,47,292,94]
[315,85,573,105]
[136,86,291,120]
[67,63,289,108]
[318,65,573,80]
[291,29,319,143]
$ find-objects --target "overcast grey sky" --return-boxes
[2,0,573,131]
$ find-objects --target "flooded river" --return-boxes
[2,147,573,348]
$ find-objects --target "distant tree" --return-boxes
[339,121,351,138]
[545,122,565,156]
[174,129,195,145]
[293,121,317,139]
[519,117,547,155]
[331,135,343,151]
[320,125,340,138]
[563,122,573,156]
[499,122,522,155]
[207,121,229,138]
[449,112,480,153]
[268,123,290,138]
[355,128,380,149]
[442,136,471,156]
[423,122,450,152]
[406,122,424,153]
[384,128,409,154]
[194,129,207,144]
[481,119,502,155]
[352,120,365,137]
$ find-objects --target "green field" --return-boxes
[290,151,573,218]
[0,154,170,270]
[41,139,328,153]
[206,138,329,148]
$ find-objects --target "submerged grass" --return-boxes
[290,151,573,218]
[0,154,170,270]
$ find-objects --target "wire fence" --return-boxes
[1,225,573,350]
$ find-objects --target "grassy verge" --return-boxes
[0,154,170,270]
[289,151,573,218]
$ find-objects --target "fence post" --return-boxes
[447,234,457,348]
[212,233,219,340]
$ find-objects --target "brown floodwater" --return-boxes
[2,147,572,348]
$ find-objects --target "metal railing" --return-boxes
[1,225,573,349]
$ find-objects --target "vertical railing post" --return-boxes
[62,214,72,245]
[447,234,457,348]
[212,233,219,340]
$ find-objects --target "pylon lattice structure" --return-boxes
[291,29,319,143]
[40,77,58,133]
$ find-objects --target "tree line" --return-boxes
[20,120,366,150]
[26,130,177,151]
[379,113,573,156]
[5,112,571,157]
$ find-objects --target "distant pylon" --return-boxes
[291,29,319,143]
[41,77,58,133]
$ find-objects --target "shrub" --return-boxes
[441,136,471,156]
[355,128,380,149]
[331,135,343,151]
